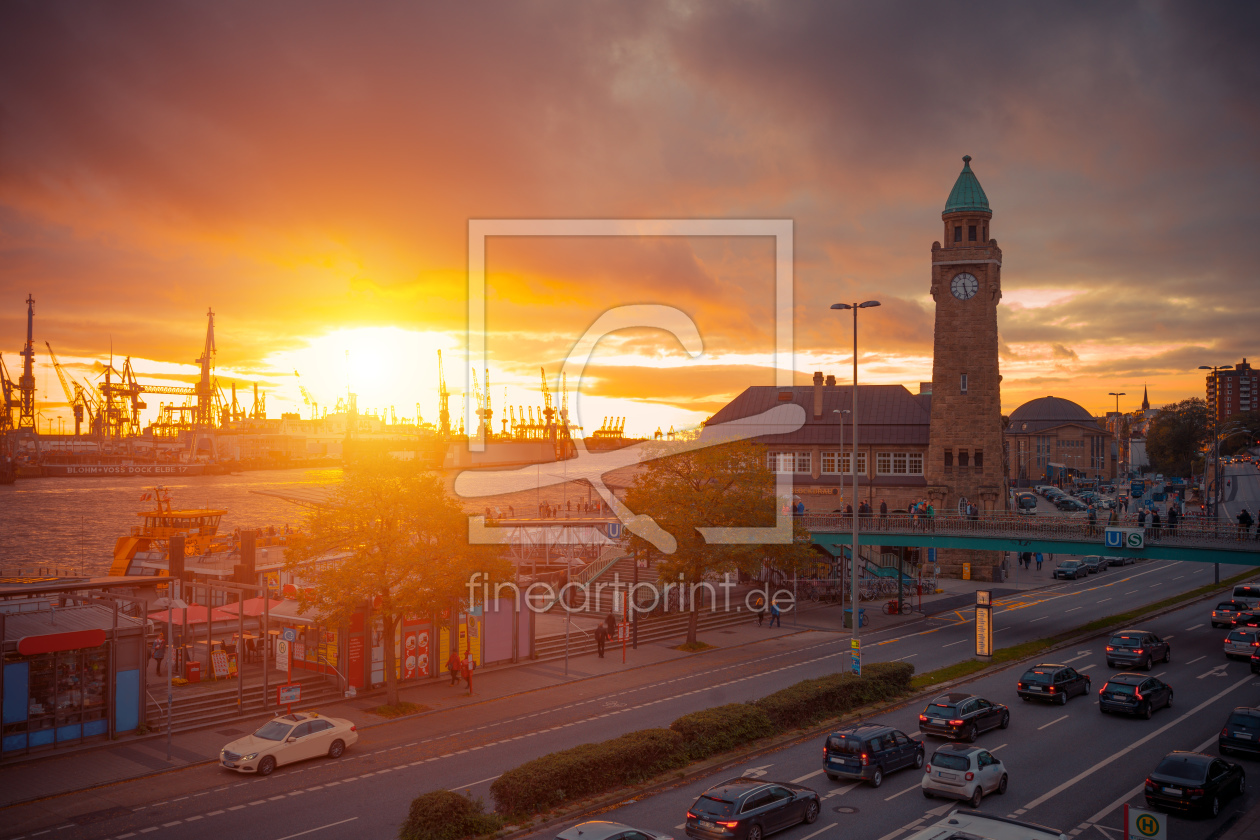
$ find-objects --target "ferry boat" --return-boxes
[110,487,230,576]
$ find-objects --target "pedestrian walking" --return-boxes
[879,499,888,530]
[461,652,474,693]
[152,635,167,676]
[1035,552,1043,571]
[1150,509,1162,540]
[1167,505,1179,536]
[1020,551,1030,569]
[754,598,767,627]
[604,613,618,639]
[926,502,936,531]
[446,650,461,686]
[594,624,607,658]
[1087,504,1097,536]
[1239,508,1254,541]
[768,601,781,628]
[1137,508,1147,528]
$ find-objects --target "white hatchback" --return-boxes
[220,712,358,775]
[1224,629,1260,661]
[921,744,1008,808]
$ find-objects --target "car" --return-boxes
[1034,485,1053,496]
[1219,707,1260,757]
[1017,664,1091,704]
[685,778,820,840]
[1080,556,1104,574]
[1096,498,1117,511]
[1144,751,1245,817]
[1105,629,1171,670]
[1053,560,1085,580]
[1098,673,1173,719]
[1211,600,1250,628]
[920,744,1008,807]
[1251,651,1260,674]
[1099,484,1115,494]
[917,693,1010,742]
[822,724,924,787]
[1044,488,1067,499]
[1232,611,1260,629]
[904,812,1067,840]
[219,712,358,775]
[1223,628,1260,660]
[560,823,673,840]
[1104,555,1134,567]
[1231,585,1260,609]
[1055,498,1088,512]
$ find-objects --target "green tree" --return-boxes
[1221,410,1260,455]
[623,438,818,645]
[1145,398,1209,477]
[285,456,510,705]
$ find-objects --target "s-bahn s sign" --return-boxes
[1105,527,1145,550]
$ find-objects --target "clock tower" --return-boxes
[925,156,1006,576]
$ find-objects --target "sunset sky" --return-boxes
[2,3,1258,437]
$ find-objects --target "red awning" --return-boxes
[217,597,286,618]
[147,605,236,625]
[17,629,107,656]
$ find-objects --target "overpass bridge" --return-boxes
[804,512,1260,566]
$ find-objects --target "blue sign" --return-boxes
[281,628,296,643]
[850,651,861,675]
[1104,528,1124,548]
[606,522,623,539]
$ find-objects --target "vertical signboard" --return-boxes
[850,638,861,675]
[975,590,993,659]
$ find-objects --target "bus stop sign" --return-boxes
[1125,805,1164,840]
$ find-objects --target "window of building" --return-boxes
[960,373,968,394]
[954,226,962,242]
[974,450,983,469]
[944,449,953,468]
[795,451,811,473]
[876,452,923,475]
[822,451,837,473]
[982,224,987,242]
[968,225,977,241]
[958,450,970,467]
[822,451,866,474]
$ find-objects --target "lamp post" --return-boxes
[832,408,850,599]
[1108,392,1126,484]
[1199,365,1234,583]
[831,300,880,675]
[152,592,189,761]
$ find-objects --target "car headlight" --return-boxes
[241,753,258,762]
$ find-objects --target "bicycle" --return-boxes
[882,598,913,615]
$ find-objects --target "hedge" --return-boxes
[754,661,913,730]
[398,790,504,840]
[489,728,686,815]
[670,703,776,760]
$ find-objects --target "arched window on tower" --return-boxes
[954,226,962,243]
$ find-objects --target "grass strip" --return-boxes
[910,565,1258,691]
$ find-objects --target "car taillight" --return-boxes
[1133,649,1144,655]
[1106,646,1114,651]
[1144,778,1155,790]
[949,720,964,726]
[687,812,697,820]
[1223,727,1230,738]
[1099,686,1106,695]
[1186,788,1204,796]
[965,772,975,781]
[1134,692,1143,701]
[919,714,928,721]
[1017,682,1025,689]
[349,725,356,731]
[717,821,740,829]
[1048,686,1056,693]
[925,764,932,773]
[860,753,869,766]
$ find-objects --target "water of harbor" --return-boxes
[0,468,343,576]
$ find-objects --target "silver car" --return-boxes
[1224,628,1260,661]
[920,744,1008,808]
[559,822,673,840]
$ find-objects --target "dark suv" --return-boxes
[1098,673,1173,719]
[685,778,820,840]
[1219,707,1260,757]
[822,724,924,787]
[1105,629,1171,670]
[917,693,1010,742]
[1017,664,1091,705]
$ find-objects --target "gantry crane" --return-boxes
[0,353,19,432]
[18,295,36,430]
[46,341,98,436]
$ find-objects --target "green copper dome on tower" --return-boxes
[942,155,991,217]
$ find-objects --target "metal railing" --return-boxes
[802,511,1260,551]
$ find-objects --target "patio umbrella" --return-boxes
[146,605,236,625]
[217,597,286,617]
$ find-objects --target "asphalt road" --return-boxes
[3,557,1256,840]
[1222,462,1260,525]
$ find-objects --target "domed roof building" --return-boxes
[1005,396,1114,486]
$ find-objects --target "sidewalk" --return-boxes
[1219,796,1260,840]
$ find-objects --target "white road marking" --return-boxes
[1038,715,1069,730]
[1020,673,1253,810]
[884,782,922,801]
[1125,590,1139,594]
[1030,616,1049,622]
[1186,655,1206,665]
[1066,607,1083,613]
[1078,664,1096,672]
[991,743,1008,751]
[273,818,359,840]
[799,824,836,840]
[792,769,825,783]
[1186,624,1204,631]
[1097,598,1110,604]
[943,640,967,646]
[1198,664,1230,679]
[894,654,918,661]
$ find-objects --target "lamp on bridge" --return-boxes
[1108,392,1126,483]
[831,300,880,671]
[1199,364,1234,583]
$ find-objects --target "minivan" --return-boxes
[1232,585,1260,609]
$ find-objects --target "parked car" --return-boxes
[917,693,1010,742]
[920,744,1008,807]
[1251,651,1260,674]
[1080,556,1105,574]
[685,779,820,840]
[1210,600,1250,628]
[1017,664,1091,705]
[560,823,673,840]
[1144,751,1245,817]
[1034,485,1054,496]
[219,712,358,775]
[1098,673,1173,719]
[1055,497,1088,512]
[1105,629,1171,670]
[1219,707,1260,757]
[1099,484,1116,494]
[1223,628,1260,660]
[822,724,924,787]
[1104,555,1135,567]
[1053,560,1086,580]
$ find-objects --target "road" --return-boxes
[1221,462,1260,526]
[1,557,1254,840]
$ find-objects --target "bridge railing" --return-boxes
[802,511,1258,550]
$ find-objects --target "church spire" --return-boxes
[1141,384,1149,411]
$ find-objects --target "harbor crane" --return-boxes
[18,294,36,430]
[437,350,451,438]
[0,353,19,432]
[46,341,99,436]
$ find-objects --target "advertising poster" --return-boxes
[347,636,364,686]
[210,650,230,679]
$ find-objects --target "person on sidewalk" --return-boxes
[1086,503,1097,536]
[1137,507,1147,528]
[152,635,167,677]
[1150,508,1162,540]
[879,499,888,530]
[1035,552,1043,571]
[1167,505,1179,536]
[446,650,461,686]
[1239,508,1254,540]
[461,652,474,694]
[594,624,607,658]
[768,601,781,628]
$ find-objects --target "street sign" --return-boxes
[1125,805,1165,840]
[1105,527,1145,549]
[281,628,296,643]
[275,639,290,672]
[850,638,861,675]
[606,522,623,539]
[277,684,301,705]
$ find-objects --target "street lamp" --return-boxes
[1199,364,1234,584]
[1109,393,1126,484]
[831,300,880,675]
[832,408,850,599]
[152,593,189,761]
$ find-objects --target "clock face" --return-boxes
[951,272,979,300]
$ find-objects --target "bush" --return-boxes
[862,661,914,695]
[398,790,504,840]
[670,703,776,760]
[490,728,685,815]
[754,662,914,731]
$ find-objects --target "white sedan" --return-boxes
[220,712,358,775]
[921,744,1008,807]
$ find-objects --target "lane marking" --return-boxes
[1186,656,1206,665]
[1038,715,1069,730]
[884,781,922,801]
[1020,673,1253,811]
[792,770,825,783]
[943,640,967,647]
[1030,616,1049,622]
[1186,624,1204,631]
[799,824,836,840]
[1066,607,1083,613]
[459,774,503,788]
[274,818,359,840]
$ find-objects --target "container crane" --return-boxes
[0,353,19,432]
[18,294,36,430]
[45,341,97,436]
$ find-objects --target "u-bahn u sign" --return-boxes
[1105,527,1145,550]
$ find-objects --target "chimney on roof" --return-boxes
[813,371,825,418]
[919,382,932,395]
[825,375,836,386]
